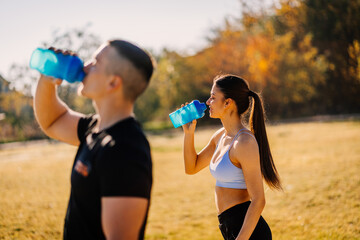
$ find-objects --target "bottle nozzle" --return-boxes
[200,102,207,111]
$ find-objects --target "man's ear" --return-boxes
[108,75,123,91]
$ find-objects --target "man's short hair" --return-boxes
[107,40,155,101]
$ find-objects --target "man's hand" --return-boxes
[40,74,63,86]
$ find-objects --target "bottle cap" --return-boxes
[193,100,206,112]
[199,102,207,111]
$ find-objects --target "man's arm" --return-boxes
[101,197,149,240]
[34,75,84,146]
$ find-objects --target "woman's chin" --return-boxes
[77,84,85,96]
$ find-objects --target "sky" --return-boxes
[0,0,242,78]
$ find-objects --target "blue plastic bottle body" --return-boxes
[169,100,207,128]
[29,48,85,83]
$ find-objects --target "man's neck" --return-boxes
[93,98,134,132]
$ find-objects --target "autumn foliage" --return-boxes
[1,0,359,142]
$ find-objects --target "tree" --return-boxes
[274,0,360,114]
[303,0,360,113]
[1,24,102,142]
[165,3,328,119]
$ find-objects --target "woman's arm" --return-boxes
[182,119,223,175]
[232,135,266,240]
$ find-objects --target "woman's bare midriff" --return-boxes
[215,186,251,214]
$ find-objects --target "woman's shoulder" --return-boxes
[215,127,226,135]
[233,131,259,155]
[229,132,259,164]
[213,127,226,138]
[209,127,225,144]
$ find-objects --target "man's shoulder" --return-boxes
[110,118,148,145]
[78,114,98,139]
[99,119,151,161]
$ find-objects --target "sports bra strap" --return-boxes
[238,131,257,141]
[228,128,247,150]
[214,133,225,151]
[216,128,255,151]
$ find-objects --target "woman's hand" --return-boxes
[182,119,197,133]
[180,103,197,134]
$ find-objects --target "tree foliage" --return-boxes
[0,90,43,142]
[2,1,360,142]
[303,0,360,113]
[137,0,358,121]
[1,24,101,142]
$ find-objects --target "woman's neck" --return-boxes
[220,114,245,137]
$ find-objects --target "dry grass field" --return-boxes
[0,121,359,239]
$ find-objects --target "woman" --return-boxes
[181,74,282,240]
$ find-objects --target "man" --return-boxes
[33,40,154,240]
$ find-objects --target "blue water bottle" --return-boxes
[169,100,207,128]
[29,48,85,83]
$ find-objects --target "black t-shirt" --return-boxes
[63,115,152,240]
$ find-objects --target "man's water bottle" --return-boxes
[29,48,85,83]
[169,100,207,128]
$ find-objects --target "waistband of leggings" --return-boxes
[218,201,251,222]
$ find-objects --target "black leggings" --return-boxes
[218,201,272,240]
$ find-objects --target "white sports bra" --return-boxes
[209,128,256,189]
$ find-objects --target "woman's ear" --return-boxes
[224,98,232,108]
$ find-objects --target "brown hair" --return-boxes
[214,74,282,190]
[107,40,155,101]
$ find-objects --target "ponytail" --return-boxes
[249,91,282,190]
[214,74,282,190]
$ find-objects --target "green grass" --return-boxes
[0,121,359,239]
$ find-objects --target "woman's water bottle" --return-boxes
[29,48,85,83]
[169,100,207,128]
